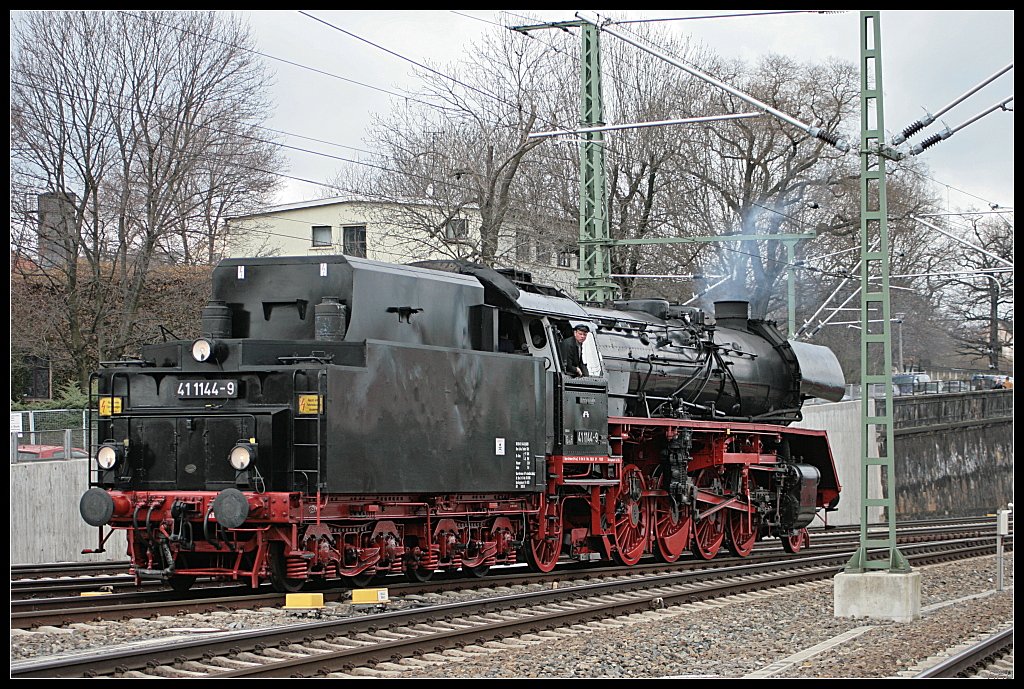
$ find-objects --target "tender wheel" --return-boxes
[691,468,726,560]
[465,564,490,578]
[652,496,692,563]
[403,566,433,583]
[168,574,196,593]
[725,509,758,558]
[269,543,305,593]
[525,499,562,573]
[344,569,376,585]
[782,527,810,554]
[611,464,648,566]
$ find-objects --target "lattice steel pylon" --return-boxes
[845,11,910,573]
[576,22,616,303]
[510,19,616,303]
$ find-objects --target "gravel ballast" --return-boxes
[11,553,1013,678]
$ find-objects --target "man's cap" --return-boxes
[573,324,591,333]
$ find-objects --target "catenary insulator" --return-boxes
[892,113,935,145]
[910,128,951,155]
[810,127,850,152]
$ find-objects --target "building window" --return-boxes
[536,242,552,266]
[558,250,574,268]
[445,218,469,241]
[312,225,332,247]
[343,225,367,258]
[516,232,531,261]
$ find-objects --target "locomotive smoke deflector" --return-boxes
[789,339,846,402]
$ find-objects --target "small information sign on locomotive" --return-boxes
[297,395,322,414]
[514,440,534,488]
[175,380,239,399]
[98,397,123,416]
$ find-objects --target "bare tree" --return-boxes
[660,54,862,317]
[931,215,1014,371]
[343,26,567,267]
[11,10,282,389]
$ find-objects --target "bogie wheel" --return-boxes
[465,564,490,578]
[725,509,758,558]
[525,499,563,573]
[781,527,810,554]
[168,575,197,593]
[269,542,306,593]
[347,571,378,587]
[652,496,692,563]
[611,464,648,566]
[691,468,726,560]
[403,566,433,583]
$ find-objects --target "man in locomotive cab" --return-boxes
[561,323,590,377]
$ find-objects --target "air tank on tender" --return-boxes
[587,299,844,422]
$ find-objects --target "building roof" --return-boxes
[226,195,368,220]
[226,195,485,222]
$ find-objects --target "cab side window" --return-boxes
[497,312,526,353]
[528,319,547,349]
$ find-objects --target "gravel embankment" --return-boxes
[394,554,1013,679]
[11,553,1013,679]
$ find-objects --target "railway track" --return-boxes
[12,521,1008,629]
[10,516,1000,603]
[10,537,1008,678]
[912,627,1014,678]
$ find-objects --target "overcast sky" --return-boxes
[243,10,1013,214]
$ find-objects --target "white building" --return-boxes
[222,196,580,296]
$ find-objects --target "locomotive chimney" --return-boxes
[714,300,750,331]
[201,300,233,339]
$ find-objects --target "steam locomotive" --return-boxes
[80,254,843,592]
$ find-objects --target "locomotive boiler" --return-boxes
[80,254,844,591]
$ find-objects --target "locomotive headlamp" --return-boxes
[97,443,123,470]
[191,337,223,363]
[229,441,256,471]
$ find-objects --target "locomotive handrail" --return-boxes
[608,391,722,417]
[87,371,100,484]
[98,359,151,367]
[278,354,334,364]
[315,367,327,513]
[289,367,329,499]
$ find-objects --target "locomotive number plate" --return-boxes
[176,380,239,398]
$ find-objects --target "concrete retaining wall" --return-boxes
[887,390,1013,519]
[794,400,880,527]
[10,458,128,565]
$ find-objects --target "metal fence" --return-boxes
[784,379,987,405]
[10,408,93,463]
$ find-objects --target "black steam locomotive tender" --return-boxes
[80,254,844,591]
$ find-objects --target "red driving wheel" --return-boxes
[525,499,563,572]
[782,527,810,554]
[691,468,726,560]
[611,464,648,566]
[725,508,758,558]
[652,495,692,562]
